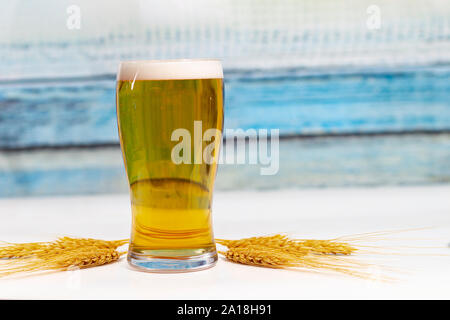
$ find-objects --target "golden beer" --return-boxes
[116,59,224,272]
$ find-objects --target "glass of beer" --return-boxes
[116,59,224,272]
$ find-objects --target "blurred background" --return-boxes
[0,0,449,197]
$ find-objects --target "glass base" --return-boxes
[127,249,218,273]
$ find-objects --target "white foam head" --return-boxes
[117,59,223,81]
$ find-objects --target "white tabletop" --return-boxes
[1,186,450,299]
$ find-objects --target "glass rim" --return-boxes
[117,58,223,80]
[119,58,221,65]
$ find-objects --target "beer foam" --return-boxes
[117,59,223,80]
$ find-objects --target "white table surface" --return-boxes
[1,186,450,300]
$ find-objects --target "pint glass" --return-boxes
[116,59,224,272]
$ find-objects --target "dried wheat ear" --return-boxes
[0,233,396,279]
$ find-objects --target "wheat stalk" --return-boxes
[219,245,375,278]
[216,234,356,256]
[0,232,404,279]
[0,237,128,259]
[0,248,125,277]
[0,242,47,259]
[219,245,300,268]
